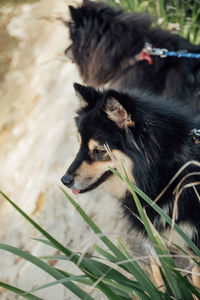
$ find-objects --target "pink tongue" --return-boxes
[72,190,80,195]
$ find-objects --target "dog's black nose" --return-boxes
[61,174,74,187]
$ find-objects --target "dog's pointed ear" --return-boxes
[74,83,89,108]
[69,6,82,24]
[74,83,99,108]
[105,96,135,129]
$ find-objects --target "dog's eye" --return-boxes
[93,148,106,159]
[93,148,106,155]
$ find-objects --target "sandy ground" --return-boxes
[0,0,129,299]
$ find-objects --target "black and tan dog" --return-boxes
[61,83,200,287]
[66,0,200,114]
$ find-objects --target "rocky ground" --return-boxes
[0,0,129,299]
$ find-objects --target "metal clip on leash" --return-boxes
[144,42,168,57]
[151,47,168,58]
[144,42,200,59]
[190,129,200,144]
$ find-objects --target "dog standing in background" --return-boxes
[66,0,200,114]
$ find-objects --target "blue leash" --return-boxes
[145,42,200,59]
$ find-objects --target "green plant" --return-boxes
[107,0,200,43]
[0,166,200,299]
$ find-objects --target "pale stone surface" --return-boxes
[0,0,128,299]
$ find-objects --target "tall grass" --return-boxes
[0,166,200,299]
[107,0,200,44]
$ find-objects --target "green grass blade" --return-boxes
[0,282,44,300]
[1,190,151,299]
[60,188,162,298]
[94,244,118,262]
[43,253,145,295]
[0,191,72,258]
[27,275,88,294]
[0,244,94,300]
[57,267,135,300]
[1,192,128,299]
[99,287,131,299]
[55,269,93,285]
[114,166,183,299]
[0,191,132,300]
[124,184,180,295]
[31,238,55,248]
[159,267,174,298]
[71,255,151,300]
[57,260,150,300]
[60,187,125,260]
[107,170,200,258]
[170,270,194,300]
[173,268,200,299]
[42,253,141,299]
[112,167,199,298]
[130,183,200,256]
[58,258,150,300]
[83,258,137,285]
[102,279,150,300]
[39,255,68,260]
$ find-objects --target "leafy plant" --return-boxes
[107,0,200,43]
[0,165,200,299]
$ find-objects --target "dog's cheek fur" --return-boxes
[112,150,135,182]
[73,148,135,195]
[73,160,113,189]
[102,150,135,198]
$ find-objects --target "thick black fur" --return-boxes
[66,1,200,114]
[62,84,200,248]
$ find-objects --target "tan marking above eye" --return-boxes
[88,139,105,152]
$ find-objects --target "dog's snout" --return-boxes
[61,174,74,187]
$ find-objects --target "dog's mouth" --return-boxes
[72,170,113,194]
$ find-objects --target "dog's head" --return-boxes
[61,83,136,196]
[65,1,153,87]
[61,83,195,198]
